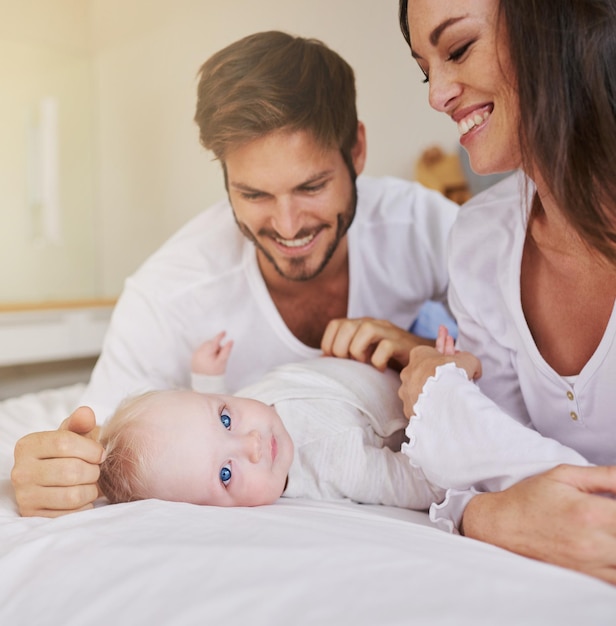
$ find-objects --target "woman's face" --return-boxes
[406,0,520,175]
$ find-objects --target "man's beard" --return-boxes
[233,184,357,283]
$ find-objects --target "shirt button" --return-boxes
[570,411,578,421]
[566,391,574,401]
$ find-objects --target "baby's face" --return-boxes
[142,390,293,506]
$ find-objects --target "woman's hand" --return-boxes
[398,326,482,418]
[462,465,616,585]
[321,317,433,371]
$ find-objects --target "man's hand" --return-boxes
[11,406,105,517]
[321,317,433,372]
[462,465,616,585]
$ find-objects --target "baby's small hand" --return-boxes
[399,345,482,418]
[435,324,456,356]
[434,325,481,380]
[191,331,233,376]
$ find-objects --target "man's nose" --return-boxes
[272,197,302,239]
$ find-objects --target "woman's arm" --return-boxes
[462,466,616,586]
[399,335,616,586]
[401,359,589,492]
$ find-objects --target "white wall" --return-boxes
[0,0,90,51]
[89,0,458,297]
[0,0,97,302]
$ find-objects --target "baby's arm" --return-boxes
[191,331,233,393]
[191,331,233,375]
[326,435,445,510]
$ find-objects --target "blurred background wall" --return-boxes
[1,0,457,304]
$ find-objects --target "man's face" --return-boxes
[224,128,364,283]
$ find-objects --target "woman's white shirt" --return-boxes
[404,173,616,531]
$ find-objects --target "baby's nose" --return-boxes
[244,430,262,464]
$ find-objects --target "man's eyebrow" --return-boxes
[411,16,467,58]
[229,181,265,194]
[295,170,334,188]
[229,169,334,194]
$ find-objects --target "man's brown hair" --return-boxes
[194,31,359,170]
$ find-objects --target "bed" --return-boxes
[1,384,615,625]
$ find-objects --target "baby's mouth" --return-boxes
[271,434,278,462]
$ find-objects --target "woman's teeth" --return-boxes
[458,111,490,136]
[275,233,315,248]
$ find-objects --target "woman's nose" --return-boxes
[428,67,462,113]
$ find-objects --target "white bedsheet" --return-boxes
[1,384,615,625]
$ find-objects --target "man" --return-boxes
[12,31,458,517]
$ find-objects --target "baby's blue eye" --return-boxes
[220,463,232,486]
[220,410,231,429]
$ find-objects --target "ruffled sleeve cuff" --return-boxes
[401,363,474,487]
[404,362,469,449]
[428,488,480,534]
[400,363,479,534]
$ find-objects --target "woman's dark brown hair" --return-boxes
[399,0,616,265]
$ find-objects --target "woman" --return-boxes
[397,0,616,584]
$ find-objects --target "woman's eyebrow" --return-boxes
[430,16,467,45]
[412,16,468,58]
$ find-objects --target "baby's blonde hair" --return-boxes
[98,392,160,504]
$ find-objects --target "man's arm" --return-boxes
[81,280,193,419]
[11,282,190,517]
[12,287,187,517]
[12,407,105,517]
[321,317,434,372]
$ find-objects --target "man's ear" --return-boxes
[351,121,367,176]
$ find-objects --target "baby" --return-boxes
[98,333,445,509]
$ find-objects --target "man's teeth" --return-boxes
[275,233,315,248]
[458,111,490,136]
